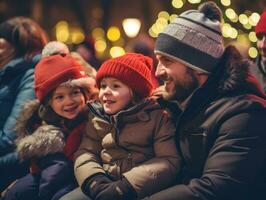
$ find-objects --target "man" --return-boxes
[146,2,266,200]
[251,8,266,92]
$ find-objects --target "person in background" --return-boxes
[0,16,48,193]
[3,54,92,200]
[60,53,181,200]
[74,37,101,71]
[145,1,266,200]
[251,8,266,92]
[127,34,160,88]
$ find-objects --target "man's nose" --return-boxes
[155,63,164,77]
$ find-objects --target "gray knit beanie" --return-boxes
[155,1,224,73]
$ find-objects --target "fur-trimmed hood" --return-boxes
[15,100,65,161]
[16,125,65,161]
[15,99,41,139]
[208,45,265,98]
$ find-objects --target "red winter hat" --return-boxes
[35,54,86,102]
[256,8,266,36]
[96,53,154,98]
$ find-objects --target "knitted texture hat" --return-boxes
[155,1,224,73]
[35,54,86,102]
[96,53,154,98]
[42,41,70,57]
[255,8,266,36]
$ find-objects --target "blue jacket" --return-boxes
[0,55,41,191]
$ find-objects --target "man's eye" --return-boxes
[161,58,173,64]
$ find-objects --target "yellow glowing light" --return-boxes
[156,17,168,26]
[169,14,178,22]
[56,21,68,30]
[92,27,105,39]
[172,0,184,9]
[248,47,258,58]
[149,28,157,38]
[151,24,159,35]
[158,11,170,20]
[55,21,70,43]
[110,46,125,58]
[107,26,121,42]
[222,23,231,38]
[188,0,201,4]
[231,14,239,23]
[225,8,236,19]
[230,28,238,39]
[56,29,69,43]
[95,39,107,53]
[71,28,85,44]
[122,18,141,38]
[155,19,168,32]
[221,0,231,6]
[239,14,248,25]
[249,13,260,26]
[248,31,258,43]
[243,23,252,30]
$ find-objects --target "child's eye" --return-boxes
[54,95,64,100]
[72,89,82,96]
[113,84,121,89]
[100,84,107,89]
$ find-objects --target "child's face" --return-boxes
[50,86,86,119]
[99,77,132,115]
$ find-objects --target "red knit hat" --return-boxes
[96,53,154,98]
[256,8,266,36]
[35,54,86,102]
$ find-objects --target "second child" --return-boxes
[4,54,92,200]
[74,53,181,200]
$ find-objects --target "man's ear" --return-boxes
[195,71,209,86]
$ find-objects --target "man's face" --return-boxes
[155,54,200,103]
[257,33,266,63]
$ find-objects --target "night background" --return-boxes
[0,0,265,61]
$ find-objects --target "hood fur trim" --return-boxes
[214,45,264,96]
[15,99,41,139]
[16,125,65,161]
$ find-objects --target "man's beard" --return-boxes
[163,68,200,103]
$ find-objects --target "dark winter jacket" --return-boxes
[0,55,41,191]
[146,46,266,200]
[13,100,86,200]
[250,55,266,93]
[74,99,181,198]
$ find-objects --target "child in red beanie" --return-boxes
[3,54,93,200]
[73,53,181,200]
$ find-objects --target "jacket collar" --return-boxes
[87,99,160,125]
